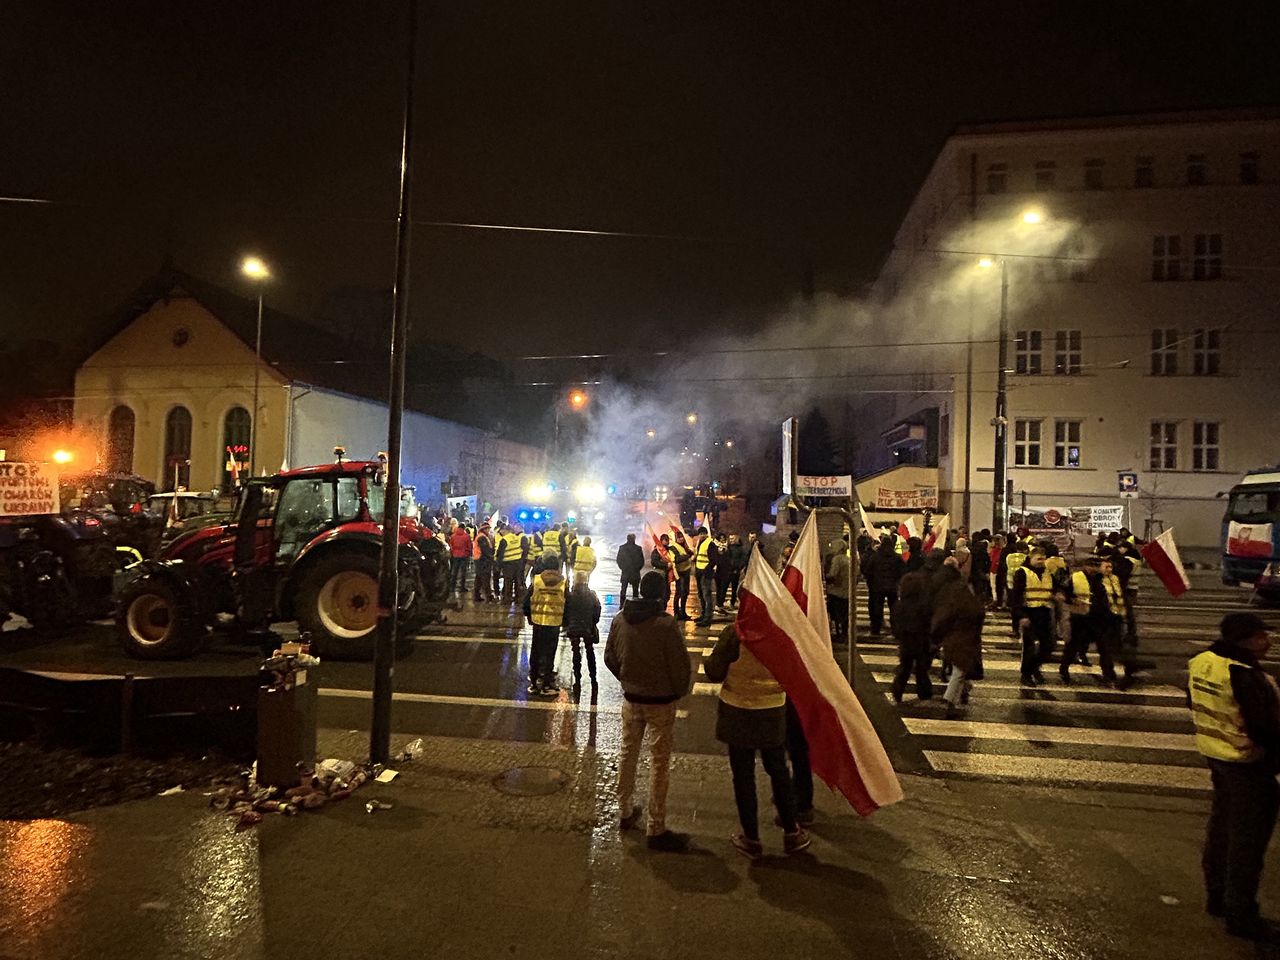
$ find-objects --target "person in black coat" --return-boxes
[862,535,905,636]
[616,533,645,602]
[564,577,602,689]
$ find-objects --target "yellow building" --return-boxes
[74,271,544,503]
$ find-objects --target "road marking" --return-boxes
[882,691,1187,719]
[869,672,1187,699]
[319,687,622,714]
[694,682,722,696]
[903,718,1196,751]
[923,750,1210,790]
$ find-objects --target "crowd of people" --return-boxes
[854,524,1149,714]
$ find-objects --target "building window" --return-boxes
[1014,330,1042,375]
[939,412,950,458]
[1151,328,1179,376]
[1193,421,1221,471]
[1034,160,1056,190]
[1151,235,1182,281]
[986,162,1008,194]
[221,406,252,488]
[1134,156,1154,188]
[1192,328,1221,375]
[1193,233,1222,280]
[1241,152,1260,185]
[1054,420,1082,468]
[1186,154,1207,186]
[1014,419,1042,467]
[1083,158,1104,190]
[1054,330,1082,375]
[1150,421,1178,470]
[163,406,193,490]
[106,405,135,474]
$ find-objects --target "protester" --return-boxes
[670,534,693,621]
[1010,547,1056,685]
[616,533,645,602]
[932,560,986,716]
[473,522,495,602]
[522,554,567,695]
[862,535,905,637]
[447,521,473,597]
[571,534,597,586]
[693,527,720,628]
[563,573,602,690]
[990,533,1008,609]
[891,551,940,702]
[704,622,810,859]
[969,536,992,605]
[826,543,851,644]
[904,536,925,574]
[1189,613,1280,940]
[1060,554,1116,684]
[605,572,692,851]
[723,534,748,607]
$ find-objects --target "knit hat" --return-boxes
[1221,612,1269,647]
[640,571,668,600]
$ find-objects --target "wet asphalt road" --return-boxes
[3,559,1279,796]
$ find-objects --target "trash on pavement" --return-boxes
[157,785,184,797]
[375,768,399,784]
[365,800,394,814]
[205,752,380,830]
[401,738,425,761]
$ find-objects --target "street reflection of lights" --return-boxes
[4,820,92,934]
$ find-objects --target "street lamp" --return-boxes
[240,255,271,479]
[685,412,698,425]
[645,427,656,440]
[568,388,588,410]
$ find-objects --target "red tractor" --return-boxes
[115,460,448,660]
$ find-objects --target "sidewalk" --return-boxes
[1,728,1275,960]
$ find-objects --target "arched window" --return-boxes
[221,406,251,488]
[163,406,192,490]
[106,405,135,474]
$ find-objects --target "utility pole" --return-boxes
[371,0,418,765]
[991,258,1009,532]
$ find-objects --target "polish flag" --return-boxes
[736,548,903,815]
[781,510,830,640]
[488,509,502,529]
[1141,527,1191,598]
[645,520,676,583]
[923,514,950,553]
[857,502,880,543]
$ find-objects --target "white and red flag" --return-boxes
[922,513,950,553]
[781,510,831,640]
[644,520,676,583]
[736,547,903,816]
[1141,527,1191,598]
[1226,521,1274,560]
[857,501,880,543]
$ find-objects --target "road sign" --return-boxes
[1118,471,1139,499]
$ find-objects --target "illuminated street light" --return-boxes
[685,412,698,425]
[645,427,656,440]
[240,255,271,280]
[240,254,271,478]
[568,388,588,410]
[52,449,74,465]
[725,439,734,449]
[525,480,555,500]
[1021,209,1044,225]
[978,257,996,269]
[576,481,606,504]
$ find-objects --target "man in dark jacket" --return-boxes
[1190,613,1280,940]
[563,576,602,689]
[616,533,645,602]
[604,571,692,851]
[862,535,905,636]
[891,552,943,701]
[718,534,748,608]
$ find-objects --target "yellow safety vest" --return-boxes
[719,645,786,710]
[1019,567,1054,607]
[1005,551,1028,588]
[1069,570,1094,614]
[541,530,562,558]
[1045,556,1067,577]
[529,572,566,627]
[573,544,596,574]
[670,542,692,575]
[1102,573,1127,617]
[695,537,714,571]
[497,532,522,563]
[1189,650,1271,763]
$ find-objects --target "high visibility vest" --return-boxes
[498,532,522,563]
[529,573,566,627]
[540,530,561,557]
[1045,556,1067,577]
[573,545,596,574]
[670,542,692,575]
[1005,551,1028,588]
[1019,567,1054,607]
[695,537,714,571]
[1188,650,1272,763]
[719,645,786,710]
[894,535,906,555]
[1101,573,1127,617]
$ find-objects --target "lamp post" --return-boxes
[240,255,271,479]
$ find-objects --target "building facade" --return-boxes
[72,275,545,511]
[858,109,1280,548]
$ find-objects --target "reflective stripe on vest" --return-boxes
[1019,567,1054,607]
[695,538,713,570]
[1188,650,1267,763]
[529,573,566,626]
[498,533,522,562]
[719,645,786,710]
[1102,573,1126,616]
[670,543,691,574]
[1005,551,1028,589]
[573,545,596,573]
[541,531,562,557]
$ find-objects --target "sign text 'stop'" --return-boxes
[0,462,61,517]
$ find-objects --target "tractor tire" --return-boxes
[116,576,205,660]
[296,552,383,660]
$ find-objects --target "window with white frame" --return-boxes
[1193,233,1223,280]
[1193,421,1220,471]
[1150,421,1178,470]
[1054,330,1082,374]
[1193,328,1221,375]
[1151,328,1179,375]
[1083,158,1104,190]
[1187,154,1207,186]
[1134,156,1154,188]
[1014,419,1042,466]
[1014,330,1042,375]
[1035,160,1056,190]
[1152,235,1182,281]
[986,162,1008,194]
[1054,420,1082,467]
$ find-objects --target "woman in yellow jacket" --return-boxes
[704,623,811,859]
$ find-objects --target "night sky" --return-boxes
[3,0,1279,385]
